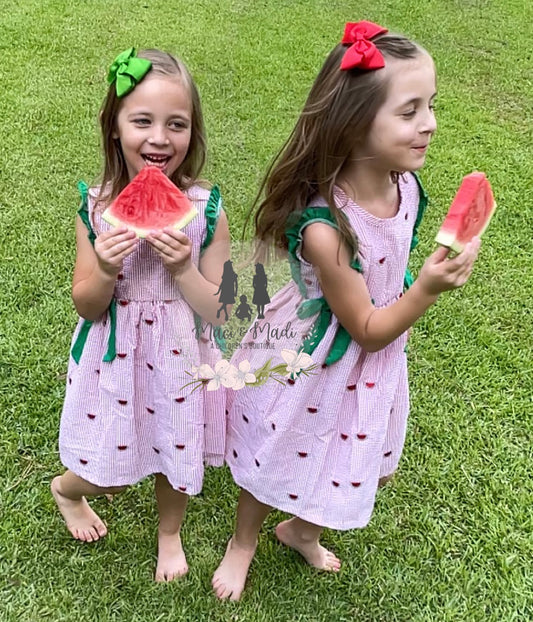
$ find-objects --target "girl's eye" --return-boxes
[170,120,188,130]
[402,110,416,119]
[133,118,150,126]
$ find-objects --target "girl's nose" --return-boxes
[148,126,169,145]
[421,109,437,134]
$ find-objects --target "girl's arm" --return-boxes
[146,210,231,325]
[302,222,480,353]
[72,216,138,320]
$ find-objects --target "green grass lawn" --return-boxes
[1,0,532,620]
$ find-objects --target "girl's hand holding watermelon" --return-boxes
[94,226,138,278]
[416,236,481,297]
[146,227,192,277]
[72,221,138,321]
[145,222,232,326]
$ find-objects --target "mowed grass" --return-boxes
[1,0,532,620]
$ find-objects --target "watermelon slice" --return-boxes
[102,166,197,237]
[435,172,496,253]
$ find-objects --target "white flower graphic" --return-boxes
[181,351,316,394]
[201,360,237,391]
[197,363,213,379]
[231,360,257,390]
[281,349,313,378]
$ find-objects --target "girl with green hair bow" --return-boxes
[52,47,231,583]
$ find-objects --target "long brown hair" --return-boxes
[96,49,206,209]
[252,34,423,258]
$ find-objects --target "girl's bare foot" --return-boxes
[51,476,107,542]
[275,520,341,571]
[155,530,188,581]
[212,538,256,601]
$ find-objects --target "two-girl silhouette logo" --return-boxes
[215,261,270,321]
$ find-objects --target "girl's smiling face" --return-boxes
[113,75,192,181]
[355,52,437,174]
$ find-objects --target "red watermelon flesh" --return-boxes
[102,166,197,237]
[435,172,496,253]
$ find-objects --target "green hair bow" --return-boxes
[107,47,152,97]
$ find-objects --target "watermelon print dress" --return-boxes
[226,173,427,530]
[59,183,226,494]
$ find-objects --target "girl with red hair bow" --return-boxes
[213,21,480,600]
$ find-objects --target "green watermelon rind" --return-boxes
[102,204,198,238]
[435,203,496,253]
[435,172,496,253]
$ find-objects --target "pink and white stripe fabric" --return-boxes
[226,174,420,530]
[59,184,225,494]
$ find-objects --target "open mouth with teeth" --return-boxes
[142,154,171,170]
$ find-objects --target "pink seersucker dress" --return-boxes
[59,182,226,494]
[225,173,426,529]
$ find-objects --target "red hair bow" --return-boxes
[340,21,389,71]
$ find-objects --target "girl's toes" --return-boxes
[96,523,107,538]
[325,552,341,571]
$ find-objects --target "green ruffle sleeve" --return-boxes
[201,184,222,254]
[285,174,428,365]
[70,182,117,363]
[285,206,361,366]
[196,185,227,353]
[404,172,428,289]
